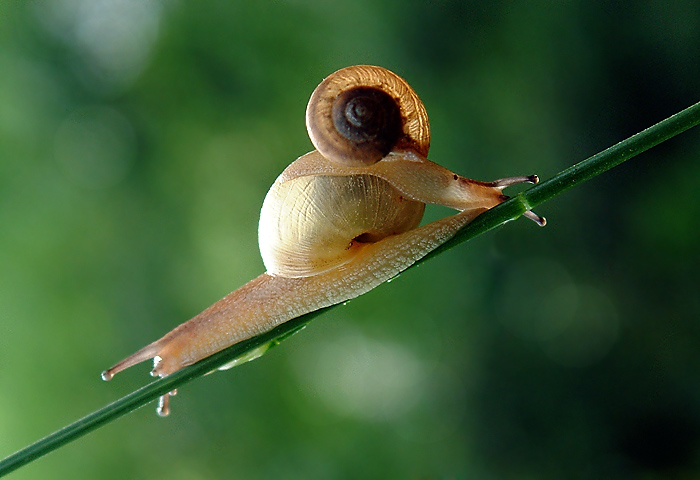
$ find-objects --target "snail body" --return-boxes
[102,65,543,415]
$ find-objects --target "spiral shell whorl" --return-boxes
[306,65,430,166]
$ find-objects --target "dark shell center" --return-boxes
[331,86,402,159]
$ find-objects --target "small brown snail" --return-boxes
[102,65,544,416]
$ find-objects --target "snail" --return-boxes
[102,65,544,416]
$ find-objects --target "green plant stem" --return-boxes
[427,99,700,260]
[2,99,700,478]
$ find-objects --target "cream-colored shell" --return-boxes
[259,152,425,277]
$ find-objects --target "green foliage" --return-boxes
[3,99,700,477]
[1,1,700,479]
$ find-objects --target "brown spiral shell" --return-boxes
[305,65,431,166]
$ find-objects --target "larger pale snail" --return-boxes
[102,65,544,415]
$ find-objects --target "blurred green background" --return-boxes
[1,1,700,478]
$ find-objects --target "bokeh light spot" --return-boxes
[291,328,428,422]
